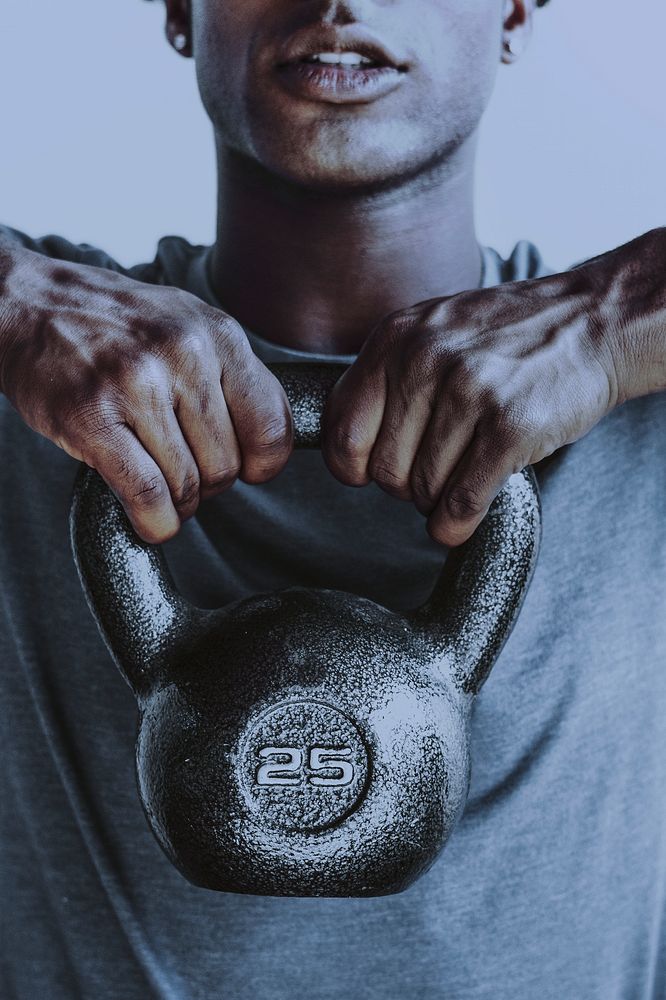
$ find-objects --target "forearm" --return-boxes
[585,227,666,404]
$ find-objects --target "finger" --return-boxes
[409,398,477,516]
[175,380,241,501]
[425,431,519,548]
[366,375,437,501]
[222,353,294,484]
[321,363,387,486]
[131,404,201,521]
[87,424,181,543]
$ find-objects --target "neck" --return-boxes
[210,139,482,355]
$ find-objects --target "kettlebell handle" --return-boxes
[71,363,541,699]
[269,362,347,446]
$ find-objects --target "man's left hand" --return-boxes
[321,236,664,547]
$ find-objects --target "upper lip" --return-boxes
[276,25,409,71]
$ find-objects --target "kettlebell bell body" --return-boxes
[70,363,541,897]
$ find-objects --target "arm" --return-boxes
[322,228,666,547]
[584,227,666,404]
[0,232,293,542]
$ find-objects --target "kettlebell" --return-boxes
[70,363,541,898]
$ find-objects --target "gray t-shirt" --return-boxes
[1,227,664,1000]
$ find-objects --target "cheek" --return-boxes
[191,2,254,146]
[416,3,504,129]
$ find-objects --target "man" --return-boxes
[0,0,664,997]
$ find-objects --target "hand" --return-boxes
[0,247,292,542]
[322,267,621,547]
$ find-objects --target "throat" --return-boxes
[210,152,483,355]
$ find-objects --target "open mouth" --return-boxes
[276,49,407,104]
[274,28,409,104]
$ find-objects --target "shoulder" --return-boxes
[0,225,209,291]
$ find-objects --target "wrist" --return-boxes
[0,243,32,397]
[587,228,666,405]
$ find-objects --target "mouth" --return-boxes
[275,27,409,104]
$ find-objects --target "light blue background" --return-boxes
[1,0,665,271]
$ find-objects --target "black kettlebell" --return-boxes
[70,363,541,898]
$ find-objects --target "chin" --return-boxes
[253,119,442,195]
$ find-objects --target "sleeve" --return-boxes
[0,223,133,274]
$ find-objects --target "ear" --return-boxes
[501,0,534,65]
[164,0,193,58]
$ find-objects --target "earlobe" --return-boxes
[165,0,193,58]
[500,0,533,65]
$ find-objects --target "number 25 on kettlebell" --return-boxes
[256,746,355,788]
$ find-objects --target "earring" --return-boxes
[173,33,188,52]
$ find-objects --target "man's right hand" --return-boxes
[0,246,293,542]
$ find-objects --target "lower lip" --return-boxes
[276,61,405,104]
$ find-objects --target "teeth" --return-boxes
[308,52,375,66]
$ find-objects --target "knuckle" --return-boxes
[173,470,200,510]
[327,421,369,462]
[178,325,215,361]
[444,483,486,521]
[131,374,169,410]
[109,359,169,412]
[178,318,209,349]
[214,313,249,354]
[128,473,170,511]
[253,413,292,454]
[136,350,166,379]
[396,346,437,395]
[363,312,409,359]
[419,299,451,332]
[399,324,440,366]
[373,312,404,345]
[488,403,537,447]
[410,467,441,508]
[446,356,483,397]
[201,463,241,492]
[218,312,245,339]
[74,399,124,440]
[483,414,516,452]
[445,286,487,323]
[173,330,216,381]
[369,460,409,496]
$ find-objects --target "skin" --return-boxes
[0,0,664,545]
[0,251,291,542]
